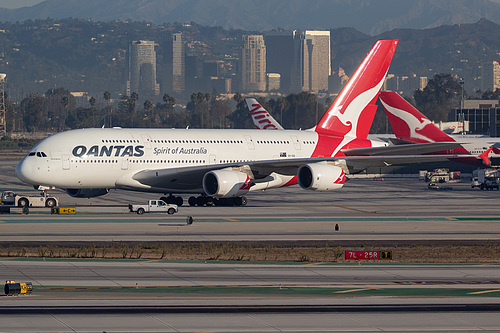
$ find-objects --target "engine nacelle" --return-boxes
[65,188,109,198]
[297,163,345,191]
[203,170,251,198]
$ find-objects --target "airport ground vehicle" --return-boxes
[0,190,58,207]
[471,169,500,190]
[128,200,178,215]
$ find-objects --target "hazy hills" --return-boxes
[1,0,500,35]
[0,17,499,99]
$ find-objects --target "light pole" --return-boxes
[460,80,465,134]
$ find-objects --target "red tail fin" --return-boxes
[379,91,454,143]
[316,39,398,139]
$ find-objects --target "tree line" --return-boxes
[3,88,331,133]
[4,73,497,137]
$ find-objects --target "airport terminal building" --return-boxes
[450,99,500,137]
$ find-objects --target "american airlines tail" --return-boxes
[379,91,454,143]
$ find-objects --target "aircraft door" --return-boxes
[290,135,301,150]
[121,158,129,170]
[141,134,152,148]
[62,155,70,170]
[244,135,255,150]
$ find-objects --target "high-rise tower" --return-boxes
[0,74,5,138]
[164,33,185,95]
[264,31,294,93]
[128,40,159,98]
[240,35,266,92]
[291,30,330,93]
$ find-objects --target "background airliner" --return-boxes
[16,39,460,207]
[379,91,500,166]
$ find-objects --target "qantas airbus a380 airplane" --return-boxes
[16,39,460,206]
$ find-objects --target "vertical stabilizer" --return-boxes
[316,39,398,139]
[245,98,284,130]
[379,91,454,143]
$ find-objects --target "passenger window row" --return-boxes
[148,139,243,144]
[102,139,139,143]
[256,140,289,144]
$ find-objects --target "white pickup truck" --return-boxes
[129,200,178,215]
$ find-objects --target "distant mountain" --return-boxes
[1,0,500,35]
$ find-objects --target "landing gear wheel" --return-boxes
[161,195,183,206]
[240,196,247,206]
[188,196,196,206]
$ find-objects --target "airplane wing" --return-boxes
[129,153,468,191]
[341,141,463,156]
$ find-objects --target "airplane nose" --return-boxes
[16,157,34,184]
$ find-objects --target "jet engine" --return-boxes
[65,188,109,198]
[297,163,345,191]
[203,170,251,198]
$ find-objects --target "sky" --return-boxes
[0,0,44,9]
[2,0,500,9]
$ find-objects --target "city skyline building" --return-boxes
[240,35,267,92]
[264,31,294,93]
[494,61,500,91]
[127,40,159,98]
[164,32,186,96]
[267,73,281,91]
[0,73,5,137]
[291,30,330,93]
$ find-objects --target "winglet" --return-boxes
[379,91,454,143]
[245,98,284,130]
[316,39,398,139]
[479,146,500,165]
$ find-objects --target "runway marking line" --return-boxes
[224,218,239,222]
[334,288,376,294]
[445,218,458,221]
[467,289,500,295]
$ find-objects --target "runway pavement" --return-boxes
[2,158,500,331]
[1,259,500,332]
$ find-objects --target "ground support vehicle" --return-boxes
[1,190,58,207]
[471,169,500,190]
[129,200,178,215]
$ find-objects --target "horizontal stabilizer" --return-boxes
[342,141,463,156]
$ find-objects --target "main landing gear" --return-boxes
[160,195,184,206]
[188,195,248,207]
[160,195,248,207]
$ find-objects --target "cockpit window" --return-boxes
[41,152,47,157]
[36,152,42,157]
[28,152,36,156]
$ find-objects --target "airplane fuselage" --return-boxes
[16,127,381,194]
